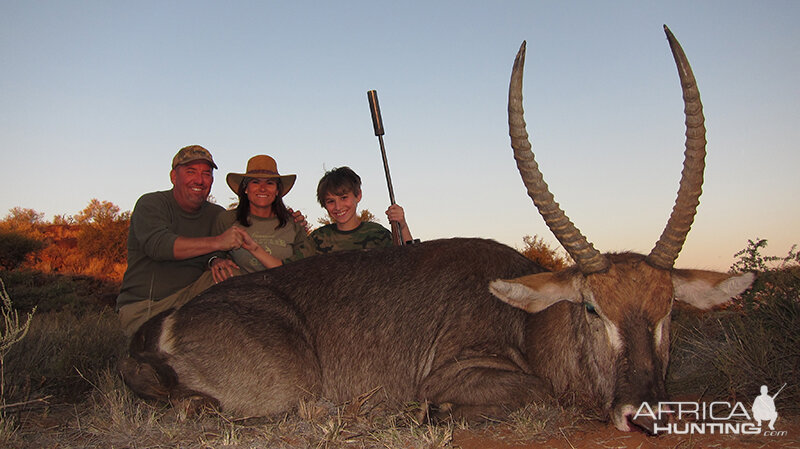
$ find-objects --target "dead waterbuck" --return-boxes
[120,26,754,434]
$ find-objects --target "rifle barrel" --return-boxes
[773,383,787,398]
[367,90,403,246]
[368,90,384,136]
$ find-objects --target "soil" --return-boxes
[453,417,800,449]
[11,400,800,448]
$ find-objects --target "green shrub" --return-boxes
[730,237,799,274]
[668,239,799,413]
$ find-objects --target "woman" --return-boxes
[209,155,310,280]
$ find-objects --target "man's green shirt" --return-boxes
[116,190,223,308]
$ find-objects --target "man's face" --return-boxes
[170,160,214,212]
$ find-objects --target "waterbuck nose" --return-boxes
[628,402,671,435]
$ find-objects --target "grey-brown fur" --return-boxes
[123,238,551,420]
[120,238,752,428]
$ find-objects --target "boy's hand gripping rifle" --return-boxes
[367,90,404,246]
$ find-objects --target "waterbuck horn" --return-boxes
[508,40,610,275]
[645,25,707,270]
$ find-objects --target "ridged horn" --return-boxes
[645,26,707,270]
[508,41,610,275]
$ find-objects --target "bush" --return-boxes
[668,239,800,413]
[731,238,799,272]
[730,238,799,312]
[74,200,130,266]
[0,207,45,237]
[519,235,571,271]
[316,209,377,226]
[0,231,45,270]
[0,201,130,282]
[77,221,129,266]
[0,269,118,315]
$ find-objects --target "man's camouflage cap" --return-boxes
[172,145,218,169]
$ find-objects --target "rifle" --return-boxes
[772,383,787,399]
[367,90,404,246]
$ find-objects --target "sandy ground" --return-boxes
[453,417,800,449]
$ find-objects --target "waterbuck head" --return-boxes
[490,26,755,433]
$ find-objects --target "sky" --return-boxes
[1,1,798,271]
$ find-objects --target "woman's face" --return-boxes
[246,178,280,214]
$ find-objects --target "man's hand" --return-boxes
[288,208,309,232]
[173,226,243,260]
[216,225,245,251]
[210,257,239,283]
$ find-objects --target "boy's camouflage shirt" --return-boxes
[305,221,392,255]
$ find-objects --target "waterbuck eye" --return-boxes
[584,303,598,315]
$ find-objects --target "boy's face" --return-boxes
[323,189,362,231]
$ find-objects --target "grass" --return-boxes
[0,246,798,448]
[667,265,800,412]
[0,268,587,448]
[0,269,117,315]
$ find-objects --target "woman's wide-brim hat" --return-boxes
[226,155,296,196]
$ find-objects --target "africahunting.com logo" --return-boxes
[634,383,788,436]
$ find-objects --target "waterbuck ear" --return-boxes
[672,270,756,310]
[489,272,580,313]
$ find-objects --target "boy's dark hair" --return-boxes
[316,166,362,207]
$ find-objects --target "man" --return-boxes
[752,385,780,430]
[116,145,241,336]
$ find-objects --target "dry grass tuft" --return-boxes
[668,266,800,412]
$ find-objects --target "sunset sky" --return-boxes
[1,1,797,271]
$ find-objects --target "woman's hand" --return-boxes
[231,225,283,269]
[232,226,259,253]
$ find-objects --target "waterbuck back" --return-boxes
[124,238,547,419]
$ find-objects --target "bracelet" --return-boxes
[207,255,219,268]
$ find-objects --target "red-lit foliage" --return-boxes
[0,200,129,282]
[519,234,572,272]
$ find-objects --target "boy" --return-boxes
[307,166,413,254]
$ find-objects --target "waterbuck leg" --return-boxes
[418,356,549,422]
[119,350,219,417]
[118,310,179,403]
[169,387,221,418]
[118,356,167,402]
